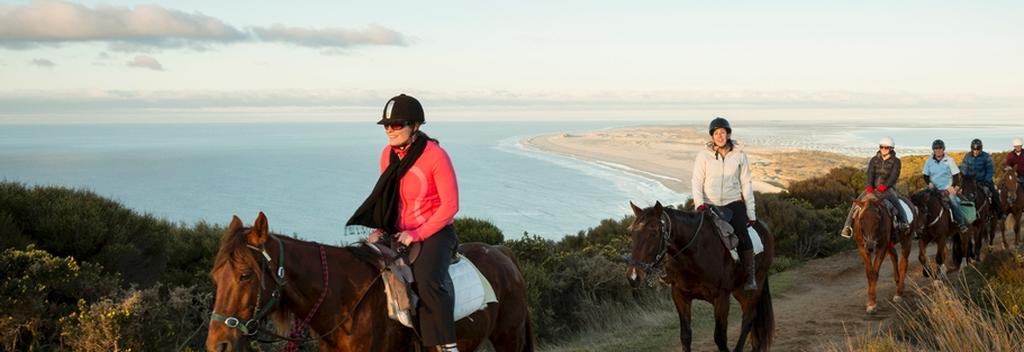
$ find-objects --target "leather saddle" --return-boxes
[707,206,739,250]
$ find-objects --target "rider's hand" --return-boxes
[696,204,708,212]
[877,184,888,193]
[397,231,415,246]
[865,186,874,193]
[747,220,757,227]
[947,186,957,195]
[368,229,384,243]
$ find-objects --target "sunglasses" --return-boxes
[879,146,892,150]
[383,122,410,131]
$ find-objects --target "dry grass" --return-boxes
[830,249,1024,352]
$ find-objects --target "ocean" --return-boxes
[3,120,1021,244]
[0,122,684,243]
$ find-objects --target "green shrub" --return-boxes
[454,217,505,245]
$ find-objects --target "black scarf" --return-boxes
[347,132,431,233]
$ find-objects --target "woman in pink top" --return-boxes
[347,94,460,352]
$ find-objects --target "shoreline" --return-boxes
[522,125,865,196]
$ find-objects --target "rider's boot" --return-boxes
[741,249,757,291]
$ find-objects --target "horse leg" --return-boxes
[712,293,730,352]
[886,242,902,302]
[896,236,911,301]
[732,293,759,352]
[858,246,879,313]
[919,238,931,278]
[672,289,694,352]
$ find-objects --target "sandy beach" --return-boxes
[522,125,864,195]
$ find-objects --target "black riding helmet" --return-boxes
[970,138,983,150]
[932,139,945,150]
[709,117,731,135]
[377,94,425,125]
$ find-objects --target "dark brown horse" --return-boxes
[625,202,774,352]
[955,175,994,265]
[911,189,955,276]
[206,213,533,351]
[998,168,1024,246]
[850,193,914,313]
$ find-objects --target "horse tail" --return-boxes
[751,279,775,350]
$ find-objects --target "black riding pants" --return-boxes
[411,224,459,347]
[724,201,753,251]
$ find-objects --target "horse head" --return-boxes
[1001,168,1020,205]
[625,201,668,289]
[207,212,289,352]
[853,195,887,254]
[961,174,979,202]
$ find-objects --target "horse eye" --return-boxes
[240,271,254,281]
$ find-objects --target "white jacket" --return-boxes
[691,141,756,220]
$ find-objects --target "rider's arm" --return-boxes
[865,158,877,187]
[984,155,994,182]
[407,147,459,242]
[885,158,901,188]
[739,152,756,221]
[953,173,962,188]
[691,152,707,209]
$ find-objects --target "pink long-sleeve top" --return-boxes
[379,140,459,242]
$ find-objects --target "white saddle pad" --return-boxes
[730,226,765,261]
[898,199,914,224]
[389,254,498,328]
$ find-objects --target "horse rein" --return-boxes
[628,209,704,276]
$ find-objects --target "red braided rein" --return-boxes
[282,245,329,352]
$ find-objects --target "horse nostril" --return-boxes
[217,341,230,352]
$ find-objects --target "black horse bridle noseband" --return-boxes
[626,209,706,280]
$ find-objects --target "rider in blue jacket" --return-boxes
[960,139,1003,218]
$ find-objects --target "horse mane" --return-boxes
[212,227,382,276]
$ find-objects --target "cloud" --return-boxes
[30,58,54,67]
[126,55,163,71]
[251,24,408,48]
[0,1,408,53]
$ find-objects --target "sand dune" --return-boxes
[522,125,865,195]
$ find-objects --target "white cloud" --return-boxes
[30,58,54,67]
[126,55,164,71]
[251,24,408,49]
[0,1,408,53]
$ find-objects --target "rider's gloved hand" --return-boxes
[878,184,888,192]
[696,204,708,212]
[865,186,874,193]
[747,220,757,227]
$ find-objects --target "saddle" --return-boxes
[706,206,764,260]
[369,242,497,329]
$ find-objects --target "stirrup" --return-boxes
[840,226,853,238]
[438,343,460,352]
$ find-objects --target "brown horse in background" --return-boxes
[625,202,774,352]
[911,189,955,276]
[206,213,533,351]
[850,193,914,313]
[956,175,993,266]
[998,168,1024,246]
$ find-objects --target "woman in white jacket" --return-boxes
[691,117,759,290]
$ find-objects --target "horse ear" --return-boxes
[654,201,664,213]
[247,212,269,246]
[629,201,642,216]
[228,215,243,232]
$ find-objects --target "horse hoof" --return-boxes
[866,305,877,314]
[893,295,902,303]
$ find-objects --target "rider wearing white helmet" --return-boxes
[840,137,907,238]
[1008,137,1024,185]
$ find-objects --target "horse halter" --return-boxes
[627,209,705,277]
[210,235,287,336]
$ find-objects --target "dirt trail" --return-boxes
[686,243,944,352]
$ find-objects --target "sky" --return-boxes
[1,0,1022,123]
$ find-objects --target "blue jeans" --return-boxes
[948,194,965,226]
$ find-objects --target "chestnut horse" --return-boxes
[206,213,533,351]
[911,189,955,276]
[955,175,994,266]
[850,193,914,313]
[625,202,774,352]
[998,168,1024,246]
